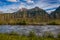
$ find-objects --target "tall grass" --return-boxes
[0,32,60,40]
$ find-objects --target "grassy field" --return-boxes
[0,32,60,40]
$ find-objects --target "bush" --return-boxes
[16,21,27,25]
[28,31,36,37]
[43,32,54,38]
[47,22,58,25]
[57,33,60,38]
[8,31,19,35]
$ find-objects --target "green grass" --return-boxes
[0,32,60,40]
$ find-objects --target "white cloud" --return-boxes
[24,0,34,3]
[7,0,18,2]
[1,4,19,13]
[18,3,26,9]
[46,9,56,13]
[31,0,60,13]
[0,0,60,13]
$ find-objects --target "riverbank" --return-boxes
[0,25,60,40]
[0,21,60,25]
[0,32,60,40]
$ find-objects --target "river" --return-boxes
[0,25,60,36]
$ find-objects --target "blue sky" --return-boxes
[0,0,60,13]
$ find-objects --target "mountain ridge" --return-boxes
[0,6,60,25]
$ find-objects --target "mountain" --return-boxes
[50,6,60,19]
[0,6,60,25]
[16,7,49,19]
[15,7,49,23]
[48,6,60,25]
[0,7,50,25]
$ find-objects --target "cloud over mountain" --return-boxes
[0,0,60,13]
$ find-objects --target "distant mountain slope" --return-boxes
[50,6,60,19]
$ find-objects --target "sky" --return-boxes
[0,0,60,13]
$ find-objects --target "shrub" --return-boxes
[57,33,60,38]
[16,21,27,25]
[28,31,36,37]
[47,22,58,25]
[8,31,19,35]
[43,32,54,38]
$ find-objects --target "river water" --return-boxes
[0,25,60,36]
